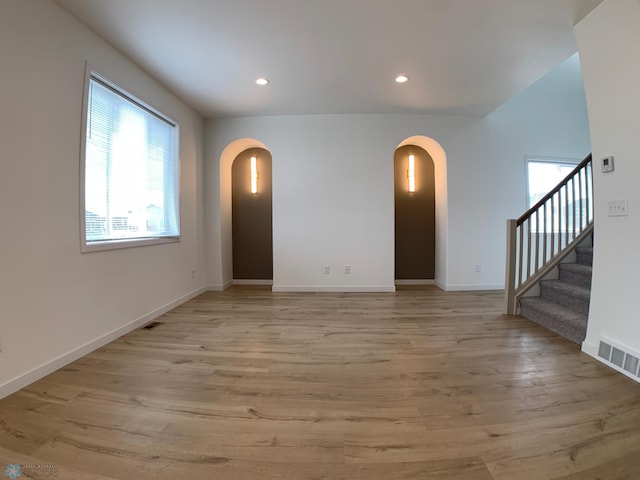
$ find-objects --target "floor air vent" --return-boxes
[598,341,612,360]
[611,347,625,368]
[624,354,639,376]
[598,340,640,378]
[142,321,164,330]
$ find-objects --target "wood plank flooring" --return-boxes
[1,286,639,479]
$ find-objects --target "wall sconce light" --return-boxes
[407,154,416,192]
[250,156,259,194]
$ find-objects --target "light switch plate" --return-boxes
[608,200,628,216]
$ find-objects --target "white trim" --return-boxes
[272,285,396,293]
[83,236,181,253]
[443,283,504,291]
[582,339,599,358]
[0,287,207,400]
[524,154,582,164]
[207,280,233,291]
[233,279,273,285]
[395,279,436,285]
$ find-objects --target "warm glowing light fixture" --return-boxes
[256,77,270,85]
[250,156,258,194]
[395,74,409,83]
[408,154,416,192]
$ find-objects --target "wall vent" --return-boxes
[598,339,640,379]
[598,341,612,360]
[611,347,625,368]
[623,354,639,376]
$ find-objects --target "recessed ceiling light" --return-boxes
[395,74,409,84]
[256,77,269,86]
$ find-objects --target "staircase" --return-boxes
[519,246,592,344]
[504,153,594,344]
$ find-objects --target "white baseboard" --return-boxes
[207,280,233,291]
[233,279,273,285]
[443,283,504,291]
[0,286,207,400]
[582,339,598,358]
[395,279,436,285]
[272,285,396,293]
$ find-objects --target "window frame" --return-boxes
[80,65,181,253]
[524,155,580,208]
[524,155,582,234]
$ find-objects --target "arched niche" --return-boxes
[394,145,435,281]
[219,138,270,287]
[231,147,273,282]
[396,136,448,289]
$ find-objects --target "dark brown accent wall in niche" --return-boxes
[232,148,273,279]
[394,145,435,279]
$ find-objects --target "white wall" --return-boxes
[575,0,640,369]
[0,0,205,397]
[204,54,591,292]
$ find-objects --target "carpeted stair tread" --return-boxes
[557,263,592,288]
[540,279,590,299]
[519,296,587,344]
[575,246,593,266]
[558,262,592,274]
[539,279,590,314]
[520,297,587,328]
[517,245,593,345]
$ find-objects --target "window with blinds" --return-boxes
[81,70,180,251]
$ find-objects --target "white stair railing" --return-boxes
[505,154,593,314]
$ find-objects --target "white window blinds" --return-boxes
[83,74,180,247]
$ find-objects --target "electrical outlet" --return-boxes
[474,264,481,273]
[324,265,330,274]
[345,265,351,274]
[191,269,196,279]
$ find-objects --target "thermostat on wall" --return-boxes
[601,156,614,173]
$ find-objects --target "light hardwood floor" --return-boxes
[1,286,639,479]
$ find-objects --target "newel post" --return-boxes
[504,219,518,315]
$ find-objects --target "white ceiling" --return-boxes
[52,0,602,118]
